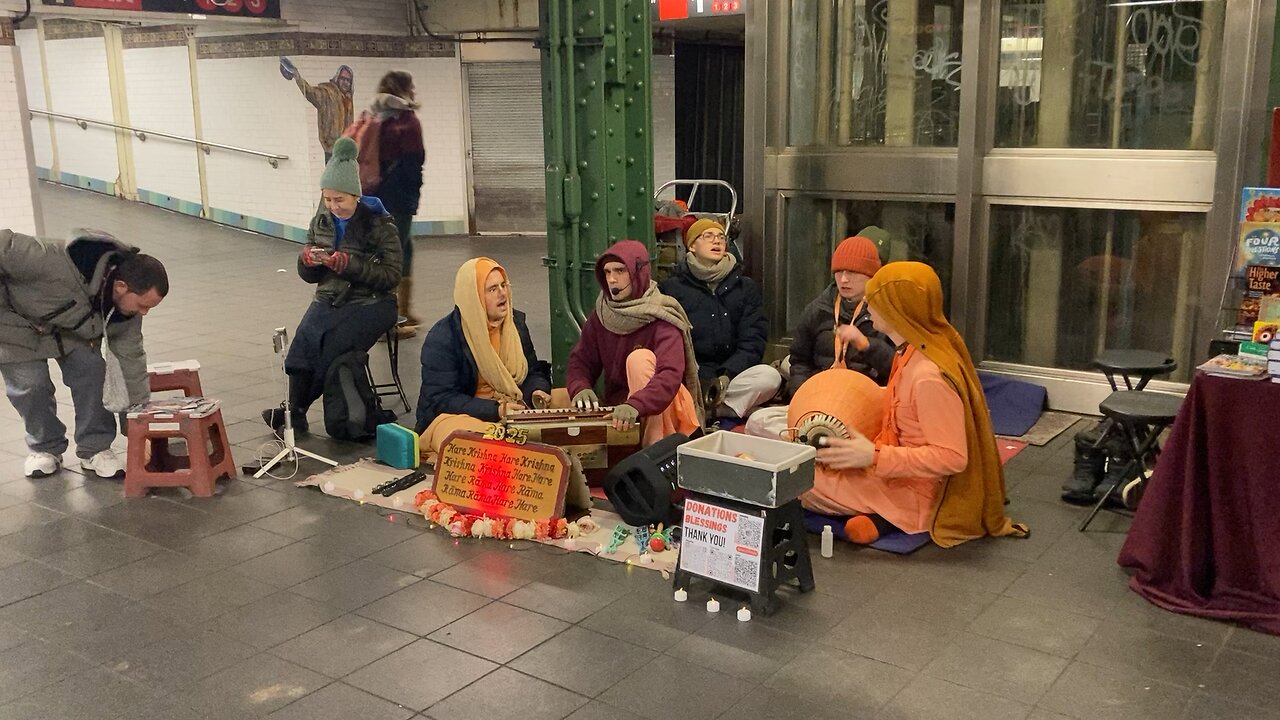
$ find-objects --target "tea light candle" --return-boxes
[737,607,751,622]
[706,598,720,613]
[674,588,688,602]
[352,489,365,501]
[322,481,335,493]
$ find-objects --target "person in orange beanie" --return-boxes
[803,262,1029,547]
[788,235,896,394]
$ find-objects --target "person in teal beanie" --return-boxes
[263,137,402,433]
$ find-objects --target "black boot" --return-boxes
[1062,435,1106,505]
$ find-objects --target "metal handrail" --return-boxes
[28,109,289,168]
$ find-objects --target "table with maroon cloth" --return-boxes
[1118,372,1280,635]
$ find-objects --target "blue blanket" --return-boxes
[979,372,1047,437]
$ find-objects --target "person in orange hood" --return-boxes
[803,262,1028,547]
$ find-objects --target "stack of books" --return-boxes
[1271,338,1280,383]
[1196,354,1268,380]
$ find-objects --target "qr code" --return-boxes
[735,516,763,550]
[734,554,759,588]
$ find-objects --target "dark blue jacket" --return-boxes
[659,260,768,382]
[415,307,552,433]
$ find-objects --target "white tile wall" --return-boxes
[43,36,118,187]
[198,56,316,230]
[280,0,409,35]
[14,29,51,170]
[123,46,202,206]
[653,53,675,192]
[0,47,39,235]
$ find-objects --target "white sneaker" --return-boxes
[81,449,124,479]
[24,452,61,478]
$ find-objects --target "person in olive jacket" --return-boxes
[263,137,402,432]
[660,219,781,420]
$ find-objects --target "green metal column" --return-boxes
[540,0,655,379]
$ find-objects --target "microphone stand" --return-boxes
[254,328,337,478]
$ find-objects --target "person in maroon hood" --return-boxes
[566,240,703,446]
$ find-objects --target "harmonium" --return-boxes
[503,407,640,486]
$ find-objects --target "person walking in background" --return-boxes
[281,57,354,163]
[365,70,426,338]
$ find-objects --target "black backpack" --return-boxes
[322,350,395,441]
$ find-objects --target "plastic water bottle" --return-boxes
[821,525,834,558]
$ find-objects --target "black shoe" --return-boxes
[1061,442,1105,505]
[262,406,308,434]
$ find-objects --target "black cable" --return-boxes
[413,1,538,44]
[14,0,31,24]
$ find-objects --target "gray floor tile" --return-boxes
[880,675,1031,720]
[356,579,492,636]
[501,560,634,623]
[230,540,356,589]
[1200,649,1280,713]
[666,612,806,682]
[1075,622,1216,688]
[301,510,423,557]
[0,580,134,635]
[429,601,569,664]
[1224,625,1280,661]
[1105,590,1233,647]
[922,632,1068,706]
[44,603,187,663]
[175,523,296,569]
[204,591,345,650]
[249,501,352,541]
[343,639,496,712]
[597,655,754,720]
[580,580,714,652]
[860,573,1000,627]
[967,595,1100,658]
[265,682,416,720]
[0,560,75,606]
[1037,661,1191,720]
[365,531,487,578]
[562,702,649,720]
[289,559,421,611]
[426,668,588,720]
[269,614,416,679]
[0,515,122,558]
[717,686,851,720]
[1182,691,1280,720]
[186,653,328,718]
[509,626,657,698]
[90,549,225,598]
[765,644,914,715]
[429,549,555,599]
[143,568,279,623]
[0,503,66,538]
[0,665,159,720]
[0,622,29,653]
[823,605,958,672]
[37,531,161,577]
[0,639,98,705]
[111,627,258,689]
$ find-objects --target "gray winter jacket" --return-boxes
[0,229,151,404]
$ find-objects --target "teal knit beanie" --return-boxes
[320,137,362,196]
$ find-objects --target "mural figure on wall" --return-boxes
[280,57,354,163]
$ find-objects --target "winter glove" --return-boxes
[610,403,639,431]
[301,245,326,267]
[572,388,600,410]
[323,250,351,274]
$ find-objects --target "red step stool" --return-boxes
[125,398,237,498]
[148,360,203,397]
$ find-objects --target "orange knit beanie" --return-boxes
[830,236,882,276]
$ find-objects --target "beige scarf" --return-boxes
[455,258,527,403]
[686,252,736,292]
[595,284,705,421]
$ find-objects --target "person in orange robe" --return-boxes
[801,262,1029,547]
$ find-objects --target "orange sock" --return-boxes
[844,515,881,544]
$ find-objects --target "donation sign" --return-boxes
[433,431,569,522]
[679,496,765,592]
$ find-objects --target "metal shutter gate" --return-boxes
[465,62,546,234]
